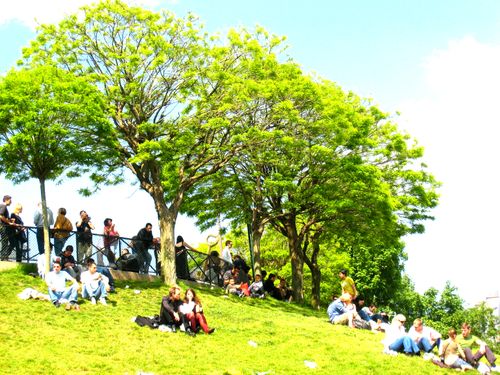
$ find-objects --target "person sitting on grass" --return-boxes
[248,273,265,298]
[457,322,499,372]
[263,273,280,299]
[60,245,81,281]
[226,277,244,297]
[277,277,293,302]
[408,318,441,353]
[80,260,109,305]
[327,293,360,328]
[45,260,80,311]
[382,314,420,355]
[84,257,116,293]
[159,286,193,335]
[180,288,215,335]
[439,328,474,371]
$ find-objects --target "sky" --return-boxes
[1,0,499,306]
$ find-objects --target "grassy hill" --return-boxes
[0,264,449,375]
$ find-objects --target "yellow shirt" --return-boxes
[341,276,356,297]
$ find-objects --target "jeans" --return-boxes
[82,280,107,299]
[53,237,69,256]
[389,336,420,354]
[48,284,78,304]
[417,337,440,353]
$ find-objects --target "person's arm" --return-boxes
[87,220,95,230]
[182,241,196,251]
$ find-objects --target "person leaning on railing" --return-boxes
[53,208,73,256]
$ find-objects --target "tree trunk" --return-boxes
[39,179,51,275]
[251,218,265,277]
[284,220,304,303]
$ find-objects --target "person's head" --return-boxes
[184,288,199,303]
[461,322,472,338]
[268,273,276,281]
[80,210,89,219]
[255,274,262,282]
[413,318,423,332]
[279,278,286,286]
[176,235,184,243]
[448,328,457,340]
[369,304,377,313]
[13,203,22,214]
[169,286,181,300]
[104,218,112,227]
[52,261,62,273]
[228,278,235,285]
[357,297,365,307]
[210,250,219,257]
[58,207,67,216]
[339,292,352,303]
[261,270,267,280]
[88,262,98,274]
[86,258,96,268]
[3,195,12,205]
[393,314,406,326]
[145,223,152,232]
[339,269,348,280]
[63,245,74,255]
[232,266,240,276]
[225,240,232,247]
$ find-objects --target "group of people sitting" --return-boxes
[327,288,498,373]
[46,249,115,310]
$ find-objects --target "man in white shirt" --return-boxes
[408,318,441,353]
[221,240,233,269]
[80,260,109,305]
[45,261,79,310]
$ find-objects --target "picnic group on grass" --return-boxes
[2,194,499,358]
[327,269,499,374]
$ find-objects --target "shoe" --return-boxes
[491,366,500,373]
[99,297,107,305]
[171,325,177,333]
[91,297,96,305]
[186,329,196,337]
[53,301,61,308]
[207,328,215,334]
[65,303,72,311]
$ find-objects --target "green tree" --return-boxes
[22,0,291,283]
[0,65,110,272]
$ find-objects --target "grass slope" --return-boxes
[0,265,449,375]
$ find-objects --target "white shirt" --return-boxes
[46,270,75,291]
[221,246,232,264]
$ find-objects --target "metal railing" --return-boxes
[0,225,231,286]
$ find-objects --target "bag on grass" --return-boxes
[134,315,160,329]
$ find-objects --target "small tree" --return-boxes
[0,65,111,272]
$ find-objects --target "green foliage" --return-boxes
[0,65,111,182]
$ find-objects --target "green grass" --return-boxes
[0,265,450,375]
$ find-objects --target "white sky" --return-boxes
[0,1,499,306]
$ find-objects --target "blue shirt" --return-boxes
[327,299,347,322]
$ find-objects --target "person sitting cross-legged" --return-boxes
[457,322,499,372]
[80,260,109,305]
[45,260,80,310]
[408,318,441,353]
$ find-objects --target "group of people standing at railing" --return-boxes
[0,194,161,273]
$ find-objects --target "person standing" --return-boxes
[136,223,153,274]
[221,240,233,269]
[175,235,195,280]
[8,203,26,262]
[102,218,119,266]
[0,195,14,260]
[53,208,73,256]
[33,202,54,255]
[76,210,94,264]
[339,269,358,300]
